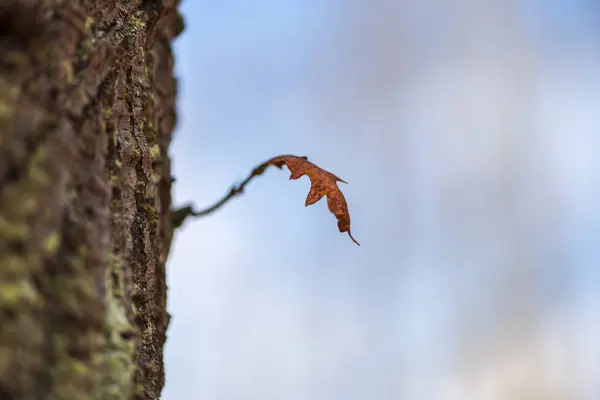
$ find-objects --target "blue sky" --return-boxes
[164,1,600,399]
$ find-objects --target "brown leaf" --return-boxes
[258,155,359,246]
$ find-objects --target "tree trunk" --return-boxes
[0,1,183,399]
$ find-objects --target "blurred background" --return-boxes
[164,1,600,399]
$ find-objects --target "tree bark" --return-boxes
[0,1,183,399]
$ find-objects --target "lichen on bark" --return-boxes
[0,1,183,399]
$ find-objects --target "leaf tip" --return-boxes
[348,231,360,246]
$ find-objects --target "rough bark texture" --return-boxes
[0,1,183,399]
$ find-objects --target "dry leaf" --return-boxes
[256,155,359,246]
[177,154,359,246]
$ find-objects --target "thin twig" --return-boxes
[171,163,270,229]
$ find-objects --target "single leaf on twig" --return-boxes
[173,154,359,246]
[258,155,359,246]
